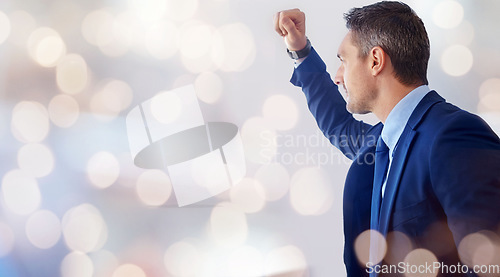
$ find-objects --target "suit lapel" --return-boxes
[378,91,445,236]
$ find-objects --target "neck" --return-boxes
[373,81,422,124]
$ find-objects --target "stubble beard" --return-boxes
[346,90,374,115]
[346,95,371,114]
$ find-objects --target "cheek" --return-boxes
[343,67,350,86]
[346,65,368,91]
[344,68,355,90]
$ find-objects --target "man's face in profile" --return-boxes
[335,32,377,115]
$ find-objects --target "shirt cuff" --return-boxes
[294,56,308,68]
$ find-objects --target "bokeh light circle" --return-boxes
[27,27,66,67]
[1,169,41,215]
[384,231,414,265]
[56,54,89,95]
[62,204,108,253]
[289,167,334,215]
[229,177,266,213]
[135,169,172,206]
[254,163,290,201]
[90,250,119,277]
[0,11,11,45]
[25,209,61,249]
[60,251,94,277]
[212,23,256,72]
[458,232,496,267]
[97,12,139,57]
[179,22,214,60]
[403,248,439,277]
[48,94,80,128]
[354,229,387,266]
[87,151,120,189]
[478,78,500,113]
[0,222,15,257]
[262,94,299,131]
[81,10,113,46]
[432,0,464,29]
[194,71,223,104]
[11,101,50,143]
[7,10,36,47]
[112,264,146,277]
[440,45,473,76]
[145,20,179,60]
[35,36,66,67]
[164,241,203,276]
[90,80,134,121]
[17,143,55,178]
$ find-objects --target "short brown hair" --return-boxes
[344,1,430,86]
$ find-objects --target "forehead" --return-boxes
[337,31,359,57]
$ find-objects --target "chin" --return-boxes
[347,102,370,115]
[346,103,354,114]
[346,99,354,113]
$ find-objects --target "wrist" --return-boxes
[287,38,311,60]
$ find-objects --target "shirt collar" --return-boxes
[381,85,430,157]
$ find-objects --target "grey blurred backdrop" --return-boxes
[0,0,499,276]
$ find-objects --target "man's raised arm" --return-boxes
[274,9,378,159]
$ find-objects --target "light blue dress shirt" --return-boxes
[381,85,430,197]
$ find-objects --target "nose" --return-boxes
[334,64,344,86]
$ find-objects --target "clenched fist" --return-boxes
[274,9,307,51]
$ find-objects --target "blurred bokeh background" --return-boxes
[0,0,499,276]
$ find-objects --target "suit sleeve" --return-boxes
[290,47,376,160]
[430,111,500,268]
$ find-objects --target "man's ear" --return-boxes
[369,46,387,77]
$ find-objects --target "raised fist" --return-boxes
[274,9,307,51]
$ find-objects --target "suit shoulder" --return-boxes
[422,101,500,147]
[423,101,493,133]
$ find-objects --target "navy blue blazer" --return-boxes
[291,48,500,276]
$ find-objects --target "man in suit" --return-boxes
[274,2,500,276]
